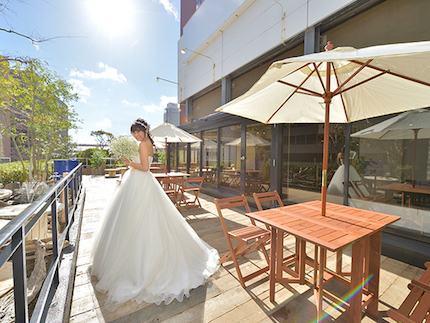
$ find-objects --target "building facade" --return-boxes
[176,0,430,267]
[163,103,180,126]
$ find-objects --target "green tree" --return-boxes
[0,58,80,180]
[91,130,114,151]
[90,150,107,169]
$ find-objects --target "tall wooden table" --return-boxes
[245,200,400,323]
[379,182,430,207]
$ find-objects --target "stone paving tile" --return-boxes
[69,175,425,323]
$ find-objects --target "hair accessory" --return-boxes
[135,120,148,129]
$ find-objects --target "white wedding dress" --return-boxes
[90,155,220,308]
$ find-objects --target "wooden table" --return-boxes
[379,182,430,207]
[153,172,190,182]
[245,200,400,323]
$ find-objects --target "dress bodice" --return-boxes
[132,154,153,169]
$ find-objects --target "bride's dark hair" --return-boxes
[131,118,154,145]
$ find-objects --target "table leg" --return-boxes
[350,239,365,323]
[298,238,306,285]
[270,227,277,302]
[276,229,283,284]
[366,231,381,318]
[315,247,326,323]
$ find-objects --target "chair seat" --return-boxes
[229,226,270,242]
[387,261,430,323]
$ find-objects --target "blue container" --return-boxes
[53,160,79,180]
[68,160,79,171]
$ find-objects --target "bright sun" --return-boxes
[87,0,135,37]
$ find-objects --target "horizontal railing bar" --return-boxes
[0,165,81,247]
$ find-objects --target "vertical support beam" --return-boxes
[176,143,179,172]
[12,227,28,323]
[167,143,171,172]
[270,124,283,194]
[240,123,247,194]
[199,131,204,177]
[216,127,221,188]
[304,25,320,55]
[186,143,191,174]
[185,98,192,123]
[221,76,232,105]
[343,123,351,206]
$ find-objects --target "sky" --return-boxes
[0,0,180,144]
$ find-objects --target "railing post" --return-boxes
[12,226,29,323]
[51,196,60,285]
[64,181,70,241]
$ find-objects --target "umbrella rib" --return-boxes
[335,70,388,96]
[332,62,350,122]
[313,62,327,93]
[271,70,323,123]
[350,60,430,87]
[277,80,322,97]
[332,59,373,96]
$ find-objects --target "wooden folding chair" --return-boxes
[387,261,430,323]
[214,195,271,288]
[179,176,204,209]
[161,177,183,208]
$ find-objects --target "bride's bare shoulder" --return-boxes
[139,140,154,154]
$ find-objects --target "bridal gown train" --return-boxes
[90,155,220,308]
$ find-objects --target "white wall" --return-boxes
[178,0,356,101]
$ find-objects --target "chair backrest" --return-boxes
[151,167,166,173]
[161,177,183,192]
[214,195,255,234]
[184,176,204,189]
[253,190,284,211]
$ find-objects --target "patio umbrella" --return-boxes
[151,122,201,173]
[226,132,271,146]
[216,41,430,215]
[351,108,430,187]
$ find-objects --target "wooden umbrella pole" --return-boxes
[321,62,332,216]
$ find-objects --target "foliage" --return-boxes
[91,130,114,150]
[109,136,138,160]
[89,150,107,169]
[0,160,51,185]
[0,57,80,181]
[77,148,100,159]
[155,150,165,163]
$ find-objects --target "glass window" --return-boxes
[190,132,201,176]
[202,130,217,187]
[220,124,241,193]
[282,123,345,203]
[245,124,271,196]
[177,143,187,173]
[349,109,430,237]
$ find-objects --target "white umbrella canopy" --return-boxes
[151,122,201,173]
[151,122,201,144]
[216,41,430,215]
[226,132,271,146]
[351,109,430,140]
[351,108,430,186]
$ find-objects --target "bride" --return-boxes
[90,118,220,308]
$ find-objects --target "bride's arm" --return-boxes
[124,142,151,171]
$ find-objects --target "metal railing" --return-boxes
[0,164,83,323]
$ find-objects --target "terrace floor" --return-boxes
[69,175,425,323]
